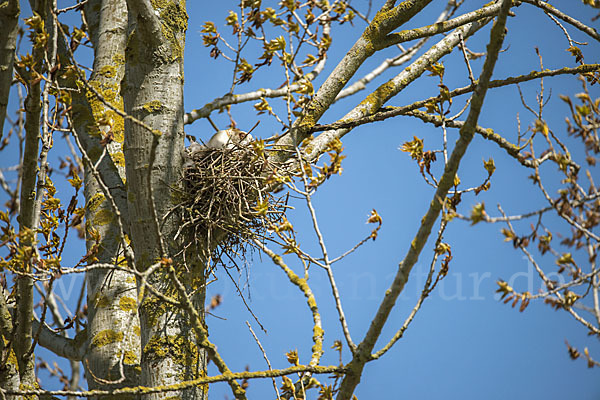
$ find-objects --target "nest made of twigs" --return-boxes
[175,144,286,261]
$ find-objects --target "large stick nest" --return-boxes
[175,144,287,261]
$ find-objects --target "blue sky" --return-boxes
[2,0,599,399]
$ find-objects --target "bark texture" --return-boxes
[69,0,142,392]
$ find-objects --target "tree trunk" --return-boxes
[122,1,207,398]
[69,0,142,392]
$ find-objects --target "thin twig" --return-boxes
[246,321,281,400]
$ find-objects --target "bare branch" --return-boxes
[336,0,459,101]
[246,321,281,400]
[295,153,356,352]
[404,110,580,171]
[336,1,513,398]
[312,64,600,134]
[499,205,600,336]
[31,319,86,362]
[305,16,492,162]
[0,0,19,135]
[521,0,600,42]
[371,220,449,360]
[1,365,345,398]
[381,1,503,49]
[277,0,436,151]
[254,240,325,367]
[184,55,326,125]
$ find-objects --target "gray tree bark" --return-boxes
[70,0,142,392]
[122,1,207,399]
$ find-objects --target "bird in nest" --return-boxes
[183,128,253,167]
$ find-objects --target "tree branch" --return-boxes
[305,15,492,163]
[0,0,19,135]
[183,55,327,125]
[32,320,86,362]
[335,0,513,398]
[126,0,164,46]
[14,0,49,386]
[311,64,600,133]
[381,1,503,49]
[2,365,345,398]
[335,0,458,101]
[521,0,600,42]
[403,109,580,170]
[276,0,435,153]
[254,240,327,364]
[371,220,449,360]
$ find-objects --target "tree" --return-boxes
[0,0,599,398]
